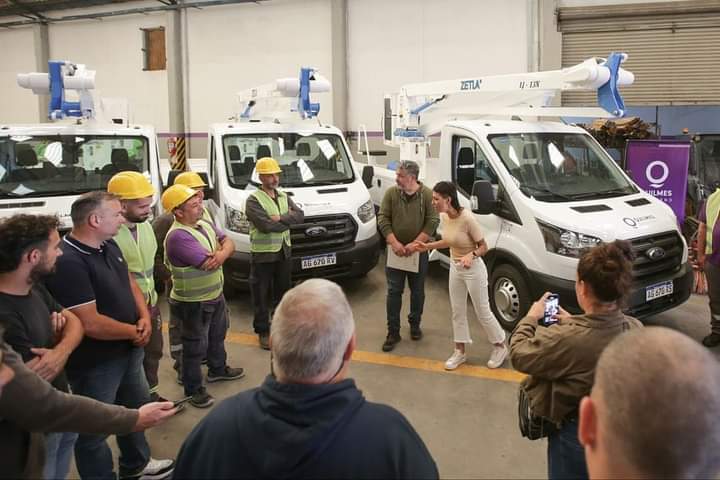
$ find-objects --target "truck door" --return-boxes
[451,135,505,249]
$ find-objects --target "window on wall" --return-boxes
[141,27,166,71]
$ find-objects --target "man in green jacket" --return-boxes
[108,171,166,401]
[377,160,439,352]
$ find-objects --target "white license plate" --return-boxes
[301,253,337,270]
[646,280,673,301]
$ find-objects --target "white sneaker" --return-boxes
[487,343,509,369]
[129,458,174,480]
[444,349,467,370]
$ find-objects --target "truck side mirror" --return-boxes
[471,180,496,215]
[362,165,374,189]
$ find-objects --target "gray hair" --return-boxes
[71,191,119,225]
[398,160,420,180]
[594,327,720,479]
[270,279,354,382]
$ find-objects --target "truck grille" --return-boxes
[630,231,684,279]
[290,214,357,257]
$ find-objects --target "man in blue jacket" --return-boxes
[174,278,438,479]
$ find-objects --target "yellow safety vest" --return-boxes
[249,189,291,253]
[706,188,720,254]
[114,222,158,306]
[165,220,224,302]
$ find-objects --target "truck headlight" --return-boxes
[357,199,375,224]
[225,205,250,234]
[537,220,601,258]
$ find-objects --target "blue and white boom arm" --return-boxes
[17,61,96,120]
[386,52,634,146]
[236,67,330,121]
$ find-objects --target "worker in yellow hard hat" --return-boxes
[173,171,213,224]
[245,157,304,349]
[107,171,171,402]
[161,184,244,408]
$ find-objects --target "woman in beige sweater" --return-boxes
[415,181,507,370]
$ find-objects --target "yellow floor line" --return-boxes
[163,323,524,383]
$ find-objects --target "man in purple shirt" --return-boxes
[162,185,245,408]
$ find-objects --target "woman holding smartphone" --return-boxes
[414,181,507,370]
[510,240,642,480]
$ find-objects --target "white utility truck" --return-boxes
[0,61,163,229]
[366,53,692,329]
[204,68,379,288]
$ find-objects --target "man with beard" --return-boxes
[45,192,174,480]
[108,172,166,402]
[0,214,84,479]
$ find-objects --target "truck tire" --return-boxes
[489,263,531,331]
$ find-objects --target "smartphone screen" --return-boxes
[543,294,559,326]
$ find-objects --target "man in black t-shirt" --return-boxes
[0,214,85,479]
[45,192,174,480]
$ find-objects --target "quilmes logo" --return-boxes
[645,160,670,188]
[460,79,482,91]
[623,215,656,228]
[305,226,327,237]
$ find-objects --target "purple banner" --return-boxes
[626,140,690,224]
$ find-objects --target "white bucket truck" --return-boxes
[0,61,163,230]
[367,53,692,329]
[203,68,379,288]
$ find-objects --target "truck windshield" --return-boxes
[0,135,149,198]
[695,136,720,189]
[488,132,637,202]
[222,133,355,188]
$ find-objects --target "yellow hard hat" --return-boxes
[256,157,281,175]
[161,184,198,212]
[174,171,207,189]
[107,171,155,200]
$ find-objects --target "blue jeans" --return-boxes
[169,295,229,396]
[547,418,589,480]
[66,347,151,479]
[43,431,78,479]
[386,251,429,333]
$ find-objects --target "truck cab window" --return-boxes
[453,136,497,195]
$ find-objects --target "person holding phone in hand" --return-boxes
[413,181,507,370]
[509,240,643,480]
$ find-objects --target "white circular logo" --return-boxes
[645,160,669,188]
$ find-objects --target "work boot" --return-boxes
[207,366,245,383]
[259,332,270,350]
[410,325,423,340]
[189,387,214,409]
[382,332,401,352]
[702,333,720,348]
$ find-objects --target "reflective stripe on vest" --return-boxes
[114,222,158,306]
[165,220,224,302]
[706,189,720,254]
[249,189,291,253]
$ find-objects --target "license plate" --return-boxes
[301,253,337,270]
[645,280,673,301]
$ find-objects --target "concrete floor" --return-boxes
[91,258,718,479]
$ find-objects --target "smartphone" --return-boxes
[172,396,192,408]
[543,294,560,326]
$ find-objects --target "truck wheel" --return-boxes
[489,264,531,331]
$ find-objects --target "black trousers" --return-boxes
[250,259,292,334]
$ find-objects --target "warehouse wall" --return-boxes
[0,27,36,124]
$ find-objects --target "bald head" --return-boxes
[270,279,355,384]
[581,327,720,479]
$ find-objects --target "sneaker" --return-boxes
[190,388,214,408]
[381,332,401,352]
[444,349,467,370]
[259,332,270,350]
[487,343,509,369]
[207,366,245,383]
[410,325,423,340]
[702,333,720,348]
[120,457,174,480]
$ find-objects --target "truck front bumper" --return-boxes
[528,261,693,319]
[224,233,381,288]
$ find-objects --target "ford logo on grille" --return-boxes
[305,226,327,237]
[646,246,666,260]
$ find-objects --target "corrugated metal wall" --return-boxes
[559,1,720,106]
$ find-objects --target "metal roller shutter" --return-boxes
[559,1,720,107]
